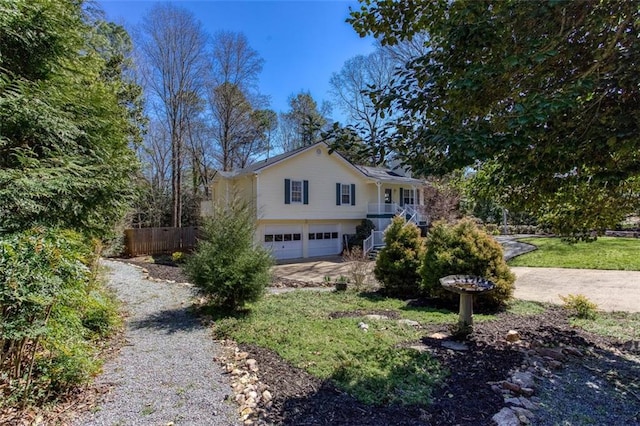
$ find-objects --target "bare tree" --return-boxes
[329,49,396,164]
[207,31,268,171]
[137,3,208,227]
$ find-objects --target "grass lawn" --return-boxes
[571,311,640,341]
[508,237,640,270]
[212,291,518,406]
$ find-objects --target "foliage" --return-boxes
[560,294,598,320]
[347,219,376,249]
[347,0,640,239]
[171,251,185,264]
[0,228,120,407]
[185,199,273,310]
[374,216,424,298]
[570,311,640,342]
[421,219,515,310]
[0,0,140,238]
[509,237,640,271]
[212,291,452,406]
[278,91,329,151]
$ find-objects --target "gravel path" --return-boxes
[74,260,238,426]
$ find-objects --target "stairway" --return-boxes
[367,245,384,260]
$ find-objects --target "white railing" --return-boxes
[367,202,400,215]
[363,230,386,255]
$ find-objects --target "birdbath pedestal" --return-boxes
[439,275,496,336]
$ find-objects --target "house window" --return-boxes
[336,183,356,206]
[384,188,392,204]
[265,234,274,242]
[291,180,303,203]
[341,184,351,205]
[403,190,415,206]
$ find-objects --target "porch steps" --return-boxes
[367,245,385,260]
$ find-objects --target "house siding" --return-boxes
[257,144,368,221]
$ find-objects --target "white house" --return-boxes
[201,141,426,260]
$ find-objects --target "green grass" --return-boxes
[213,291,463,406]
[570,311,640,341]
[210,291,638,406]
[508,237,640,270]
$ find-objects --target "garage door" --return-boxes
[308,224,341,257]
[263,225,303,260]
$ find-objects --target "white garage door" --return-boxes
[308,224,341,257]
[263,225,303,260]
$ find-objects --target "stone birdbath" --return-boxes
[439,275,496,336]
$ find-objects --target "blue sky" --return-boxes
[99,0,376,119]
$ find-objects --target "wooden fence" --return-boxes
[124,226,201,256]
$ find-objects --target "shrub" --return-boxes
[560,294,598,320]
[171,251,185,264]
[185,199,274,310]
[342,247,370,291]
[0,228,119,407]
[374,216,424,298]
[347,219,376,249]
[421,218,516,311]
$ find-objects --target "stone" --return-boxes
[502,381,521,394]
[262,390,272,402]
[511,407,535,424]
[520,387,535,397]
[358,322,369,331]
[506,330,521,342]
[504,397,522,406]
[441,340,469,351]
[429,331,451,339]
[364,314,388,320]
[492,407,520,426]
[236,351,249,360]
[491,385,503,394]
[246,359,258,371]
[537,347,566,361]
[408,344,430,353]
[519,397,538,410]
[511,371,535,389]
[398,319,421,327]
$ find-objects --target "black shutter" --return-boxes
[336,183,341,205]
[303,180,309,204]
[351,184,356,206]
[285,179,291,204]
[399,188,404,206]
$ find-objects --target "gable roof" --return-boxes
[218,141,424,185]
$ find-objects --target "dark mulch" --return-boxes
[123,260,640,425]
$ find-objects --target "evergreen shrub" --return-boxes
[185,200,273,310]
[421,219,515,311]
[374,216,424,298]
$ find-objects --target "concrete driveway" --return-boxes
[272,260,640,313]
[512,267,640,313]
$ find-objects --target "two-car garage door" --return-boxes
[263,224,341,260]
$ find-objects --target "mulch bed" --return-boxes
[112,260,640,425]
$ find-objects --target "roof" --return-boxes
[216,141,423,185]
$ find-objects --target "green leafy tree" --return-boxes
[348,0,640,239]
[420,219,515,311]
[279,91,329,151]
[374,216,424,298]
[0,0,139,237]
[185,199,273,310]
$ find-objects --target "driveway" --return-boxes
[272,257,640,313]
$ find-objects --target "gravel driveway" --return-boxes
[74,260,238,426]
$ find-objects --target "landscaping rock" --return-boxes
[398,319,420,327]
[441,340,469,351]
[429,331,451,339]
[492,407,520,426]
[364,314,388,320]
[506,330,521,342]
[358,322,369,331]
[511,371,535,389]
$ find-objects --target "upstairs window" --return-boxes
[291,180,302,203]
[284,179,309,204]
[336,183,356,206]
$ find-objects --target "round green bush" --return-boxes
[374,216,424,298]
[420,218,515,311]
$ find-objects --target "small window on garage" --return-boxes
[331,232,338,239]
[284,234,293,241]
[316,233,324,240]
[275,234,283,242]
[309,233,316,240]
[265,234,274,242]
[293,233,301,241]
